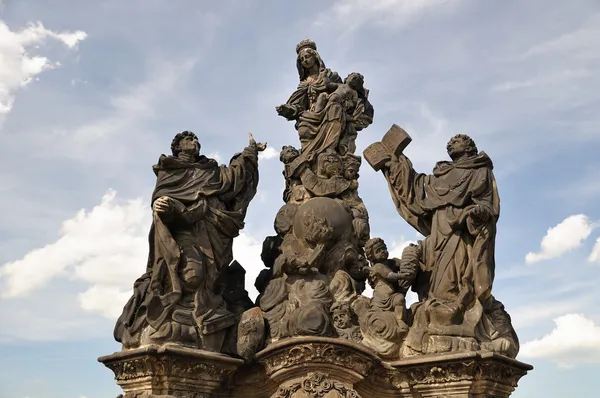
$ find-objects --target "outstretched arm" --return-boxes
[379,155,433,236]
[248,132,267,152]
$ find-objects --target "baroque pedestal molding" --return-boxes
[99,344,244,398]
[363,351,532,398]
[256,337,378,397]
[100,340,531,398]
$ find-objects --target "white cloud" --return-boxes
[79,285,134,320]
[491,69,592,93]
[28,58,199,167]
[522,14,600,60]
[525,214,595,264]
[205,151,222,163]
[232,231,264,301]
[510,300,588,329]
[0,189,268,322]
[520,313,600,368]
[588,237,600,264]
[258,146,279,161]
[316,0,458,33]
[0,21,86,116]
[0,190,149,305]
[388,236,417,259]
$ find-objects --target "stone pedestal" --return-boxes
[256,337,378,398]
[364,351,532,398]
[98,344,244,398]
[100,342,531,397]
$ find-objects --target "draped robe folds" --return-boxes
[114,147,259,347]
[382,153,499,351]
[284,69,373,158]
[383,152,499,304]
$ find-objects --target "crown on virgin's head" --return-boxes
[296,39,317,54]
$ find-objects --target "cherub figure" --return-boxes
[313,73,361,114]
[280,145,311,205]
[364,238,416,325]
[331,302,362,342]
[299,149,351,198]
[313,72,371,155]
[339,154,370,245]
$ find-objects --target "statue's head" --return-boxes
[446,134,478,161]
[344,72,364,91]
[331,302,354,329]
[343,154,362,180]
[171,131,200,158]
[364,237,388,263]
[280,145,300,164]
[295,39,325,81]
[317,149,343,178]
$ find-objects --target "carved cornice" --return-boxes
[99,345,244,386]
[257,337,377,378]
[367,350,532,393]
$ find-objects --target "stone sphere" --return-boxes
[292,197,352,245]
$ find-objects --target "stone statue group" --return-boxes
[113,39,519,363]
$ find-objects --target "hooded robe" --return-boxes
[114,146,259,348]
[381,152,500,352]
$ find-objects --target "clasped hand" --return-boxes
[152,196,173,215]
[468,205,490,222]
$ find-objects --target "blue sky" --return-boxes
[1,0,599,397]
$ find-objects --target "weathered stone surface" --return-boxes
[99,40,532,398]
[366,128,520,360]
[112,132,266,353]
[246,39,375,359]
[100,342,531,398]
[362,351,532,398]
[273,371,362,398]
[256,337,377,397]
[99,344,244,397]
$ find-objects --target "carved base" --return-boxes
[364,351,532,398]
[98,344,244,398]
[100,343,532,397]
[256,337,377,398]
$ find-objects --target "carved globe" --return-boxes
[292,197,353,245]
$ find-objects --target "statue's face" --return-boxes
[333,311,351,329]
[179,135,200,156]
[447,137,469,160]
[344,164,359,180]
[299,49,317,69]
[322,154,343,177]
[373,243,389,262]
[346,74,362,90]
[281,147,299,163]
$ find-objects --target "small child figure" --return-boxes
[364,238,416,325]
[313,72,363,114]
[280,145,311,205]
